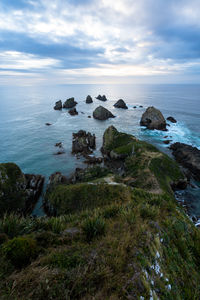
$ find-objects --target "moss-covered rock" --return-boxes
[0,163,27,215]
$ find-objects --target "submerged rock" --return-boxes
[54,100,62,110]
[68,108,78,116]
[72,130,96,155]
[140,106,167,131]
[170,142,200,181]
[96,95,107,101]
[86,95,93,104]
[114,99,128,109]
[93,106,115,120]
[167,116,177,123]
[63,97,77,109]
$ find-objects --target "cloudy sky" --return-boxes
[0,0,200,85]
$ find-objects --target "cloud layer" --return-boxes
[0,0,200,84]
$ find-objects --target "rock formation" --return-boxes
[63,97,77,109]
[86,95,93,103]
[54,100,62,110]
[140,106,167,131]
[93,106,115,120]
[167,116,177,123]
[170,142,200,181]
[96,95,107,101]
[114,99,128,109]
[68,108,78,116]
[72,130,96,155]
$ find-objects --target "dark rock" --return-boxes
[114,99,128,109]
[45,123,52,126]
[93,106,115,120]
[68,108,78,116]
[171,179,188,191]
[84,155,103,164]
[54,100,62,110]
[139,105,143,108]
[86,95,93,103]
[63,97,77,109]
[140,106,167,131]
[163,140,172,145]
[88,116,91,118]
[72,130,96,155]
[55,142,62,148]
[24,174,44,213]
[167,116,177,123]
[96,95,107,101]
[0,163,44,215]
[170,142,200,181]
[164,136,168,138]
[133,106,137,108]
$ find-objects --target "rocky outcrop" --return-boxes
[96,95,107,101]
[167,116,177,123]
[72,130,96,155]
[54,100,62,110]
[114,99,128,109]
[68,108,78,116]
[86,95,93,104]
[0,163,44,215]
[140,106,167,131]
[170,143,200,181]
[93,106,115,120]
[24,174,44,213]
[84,155,103,164]
[63,97,77,109]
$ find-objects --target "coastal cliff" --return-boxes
[0,127,200,299]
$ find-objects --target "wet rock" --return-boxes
[171,178,188,191]
[167,116,177,123]
[63,97,77,109]
[86,95,93,103]
[114,99,128,109]
[25,174,44,213]
[133,106,137,108]
[88,116,91,118]
[139,105,143,108]
[68,108,78,116]
[45,123,52,126]
[54,151,65,155]
[163,140,172,145]
[93,106,115,120]
[170,142,200,181]
[140,106,167,131]
[96,95,107,101]
[55,142,62,148]
[54,100,62,110]
[72,130,96,155]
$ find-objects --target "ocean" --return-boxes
[0,84,200,216]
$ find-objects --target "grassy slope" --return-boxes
[0,129,199,299]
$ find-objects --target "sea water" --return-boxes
[0,84,200,216]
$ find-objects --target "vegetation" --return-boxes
[0,127,199,299]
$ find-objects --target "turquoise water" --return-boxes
[0,84,200,215]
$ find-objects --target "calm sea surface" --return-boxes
[0,84,200,216]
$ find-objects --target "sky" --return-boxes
[0,0,200,85]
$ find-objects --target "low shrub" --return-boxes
[82,216,106,242]
[2,236,38,268]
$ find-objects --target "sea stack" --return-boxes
[140,106,167,131]
[63,97,77,109]
[93,106,115,120]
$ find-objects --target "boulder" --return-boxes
[96,95,107,101]
[93,106,115,120]
[86,95,93,104]
[140,106,167,131]
[170,143,200,181]
[45,123,52,126]
[167,116,177,123]
[163,140,172,145]
[114,99,128,109]
[72,130,96,155]
[68,108,78,116]
[54,100,62,110]
[63,97,77,109]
